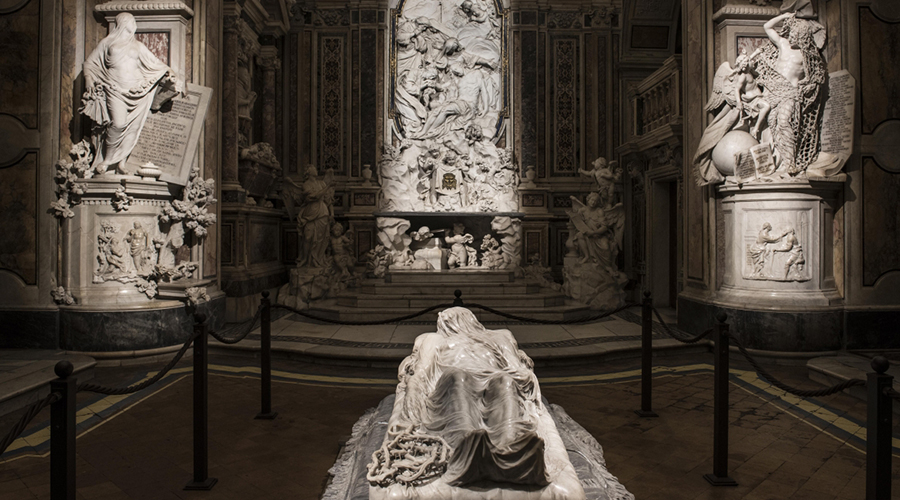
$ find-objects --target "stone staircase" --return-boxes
[306,270,591,323]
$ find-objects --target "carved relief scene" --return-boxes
[382,0,516,213]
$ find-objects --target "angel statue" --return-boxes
[692,49,769,185]
[563,190,627,310]
[282,164,335,268]
[567,191,624,269]
[578,157,621,202]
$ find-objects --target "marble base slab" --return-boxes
[322,395,634,500]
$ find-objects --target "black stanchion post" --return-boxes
[866,356,892,500]
[256,291,277,420]
[704,312,737,486]
[50,361,76,500]
[185,314,217,491]
[635,291,658,418]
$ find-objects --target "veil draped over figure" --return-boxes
[81,12,183,173]
[394,307,549,486]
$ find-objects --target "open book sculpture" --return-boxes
[367,307,584,499]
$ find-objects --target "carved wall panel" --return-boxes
[551,36,579,176]
[862,159,900,286]
[859,8,900,135]
[0,154,37,285]
[0,0,40,129]
[249,220,280,265]
[318,35,347,175]
[0,0,42,293]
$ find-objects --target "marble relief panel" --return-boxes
[0,154,37,285]
[0,0,40,129]
[741,210,811,283]
[862,158,900,286]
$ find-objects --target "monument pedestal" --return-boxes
[681,179,844,352]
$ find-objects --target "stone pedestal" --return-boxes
[60,177,223,351]
[681,179,844,352]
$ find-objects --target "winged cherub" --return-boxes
[691,49,770,185]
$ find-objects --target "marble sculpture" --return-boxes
[381,0,517,213]
[693,0,832,185]
[368,307,585,499]
[745,222,807,281]
[563,189,627,310]
[283,164,336,269]
[81,13,184,175]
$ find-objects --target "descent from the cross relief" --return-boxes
[383,0,517,213]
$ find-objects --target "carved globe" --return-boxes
[711,130,759,176]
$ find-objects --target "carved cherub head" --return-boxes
[332,222,345,237]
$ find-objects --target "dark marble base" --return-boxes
[221,270,288,297]
[845,309,900,350]
[59,296,226,352]
[0,310,59,349]
[677,296,843,352]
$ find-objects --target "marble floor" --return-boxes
[0,346,898,499]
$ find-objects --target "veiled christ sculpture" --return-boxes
[367,307,584,499]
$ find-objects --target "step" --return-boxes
[0,351,96,418]
[385,270,515,284]
[807,354,900,414]
[356,282,541,296]
[336,293,567,308]
[302,304,595,324]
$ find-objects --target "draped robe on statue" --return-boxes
[82,13,180,172]
[369,307,585,499]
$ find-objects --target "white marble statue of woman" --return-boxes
[81,13,184,175]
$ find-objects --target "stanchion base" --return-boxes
[634,410,659,418]
[184,477,218,491]
[703,474,738,487]
[255,411,278,420]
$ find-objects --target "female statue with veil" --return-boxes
[81,12,183,175]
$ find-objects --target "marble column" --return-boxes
[221,9,243,202]
[258,46,281,149]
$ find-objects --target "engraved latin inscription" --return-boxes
[821,70,855,157]
[128,89,202,174]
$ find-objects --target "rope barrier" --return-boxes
[77,330,200,395]
[885,387,900,401]
[650,306,713,344]
[208,307,263,345]
[271,299,640,326]
[465,301,640,325]
[0,391,61,455]
[270,302,455,325]
[727,333,866,398]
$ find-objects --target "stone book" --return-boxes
[125,83,213,186]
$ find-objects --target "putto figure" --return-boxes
[81,13,183,175]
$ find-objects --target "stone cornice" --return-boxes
[712,4,779,22]
[94,1,194,18]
